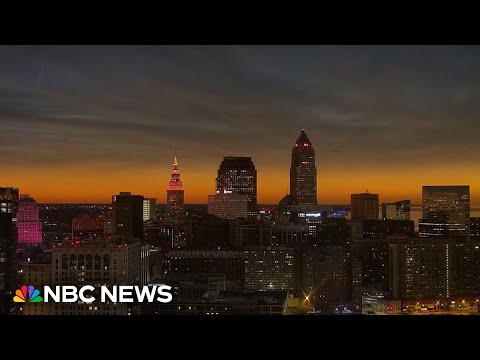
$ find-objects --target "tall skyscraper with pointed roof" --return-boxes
[166,155,185,221]
[290,129,317,208]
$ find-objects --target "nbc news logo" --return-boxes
[13,284,172,304]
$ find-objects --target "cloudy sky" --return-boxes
[1,45,480,204]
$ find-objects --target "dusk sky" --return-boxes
[2,45,480,204]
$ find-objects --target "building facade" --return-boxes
[207,193,249,220]
[313,247,362,313]
[353,237,393,291]
[17,195,42,246]
[290,129,317,208]
[216,157,257,218]
[229,220,272,248]
[420,186,470,238]
[244,247,294,291]
[18,254,52,315]
[50,243,149,315]
[143,198,157,222]
[351,193,379,220]
[470,217,480,239]
[112,192,144,244]
[361,219,415,239]
[271,224,309,247]
[388,238,480,300]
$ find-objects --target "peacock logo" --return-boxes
[13,285,43,303]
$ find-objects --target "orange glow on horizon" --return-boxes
[4,162,480,205]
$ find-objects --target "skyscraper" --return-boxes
[290,129,317,208]
[166,156,185,221]
[112,192,144,244]
[143,198,157,222]
[0,187,19,223]
[216,157,257,218]
[420,185,470,237]
[351,193,379,220]
[17,195,42,246]
[382,200,410,220]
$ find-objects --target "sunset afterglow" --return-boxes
[2,45,480,204]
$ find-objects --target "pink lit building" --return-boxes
[17,195,42,245]
[166,155,185,221]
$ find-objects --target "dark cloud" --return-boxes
[1,45,480,173]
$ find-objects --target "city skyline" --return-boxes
[4,134,480,206]
[3,45,480,204]
[4,45,480,318]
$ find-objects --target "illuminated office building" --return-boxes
[420,186,470,237]
[390,237,480,300]
[290,129,317,209]
[216,157,257,218]
[244,247,294,291]
[143,198,156,222]
[314,247,362,313]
